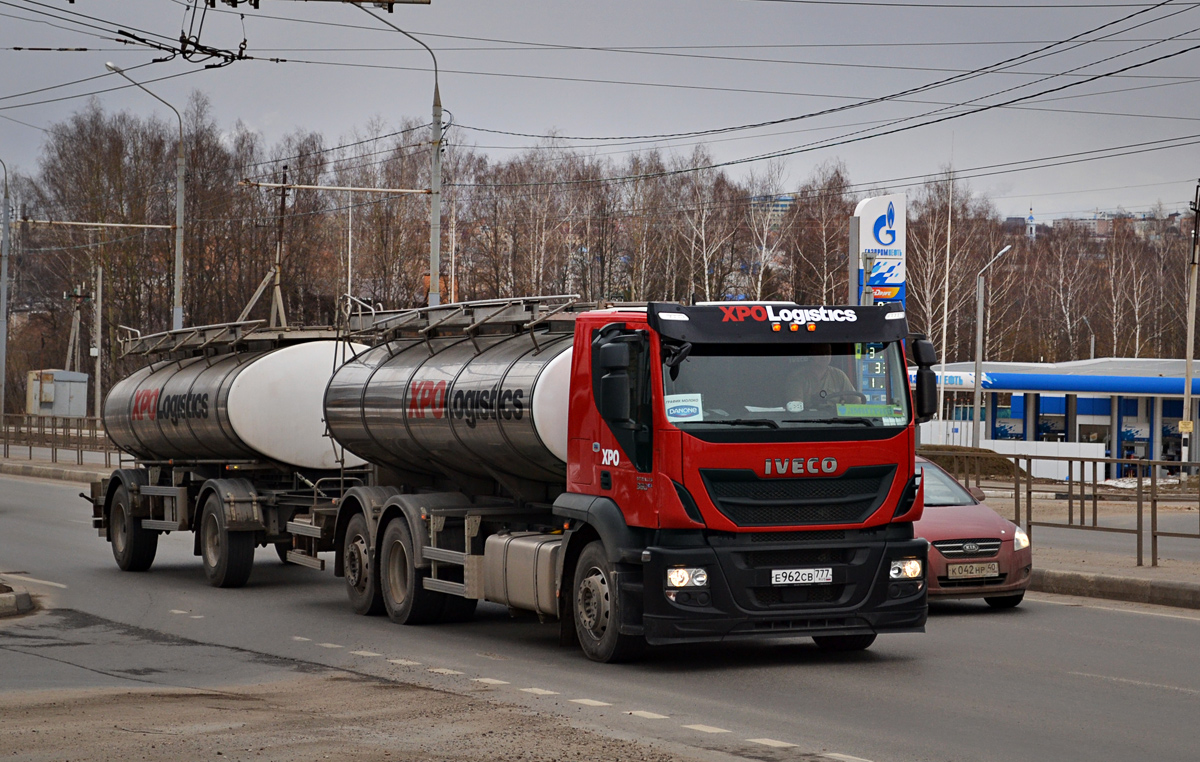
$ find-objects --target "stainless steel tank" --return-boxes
[103,341,366,470]
[324,331,574,483]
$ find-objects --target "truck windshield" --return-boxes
[661,341,910,430]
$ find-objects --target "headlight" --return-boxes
[1013,527,1030,551]
[890,559,923,580]
[666,567,708,588]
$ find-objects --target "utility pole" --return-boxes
[1183,180,1200,467]
[270,166,289,329]
[93,264,103,420]
[429,84,442,306]
[972,244,1012,448]
[0,157,10,420]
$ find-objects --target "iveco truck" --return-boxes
[87,296,940,662]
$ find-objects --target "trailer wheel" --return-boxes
[573,541,644,663]
[344,513,384,616]
[110,484,158,572]
[199,493,255,588]
[275,543,292,564]
[812,634,876,652]
[379,518,445,625]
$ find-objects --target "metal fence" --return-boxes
[0,414,120,468]
[919,448,1200,568]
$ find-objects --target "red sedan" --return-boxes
[914,457,1032,609]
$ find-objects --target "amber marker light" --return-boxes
[790,323,799,332]
[807,323,817,331]
[772,323,781,332]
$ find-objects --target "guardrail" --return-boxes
[919,448,1200,568]
[0,414,120,468]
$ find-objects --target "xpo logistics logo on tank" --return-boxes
[853,193,906,307]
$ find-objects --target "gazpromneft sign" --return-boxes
[719,305,858,323]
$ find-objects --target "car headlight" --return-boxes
[1013,527,1030,551]
[890,559,923,580]
[666,567,708,588]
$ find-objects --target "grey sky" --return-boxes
[2,0,1199,221]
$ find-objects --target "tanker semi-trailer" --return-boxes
[89,298,942,663]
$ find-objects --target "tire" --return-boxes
[573,541,645,663]
[199,493,255,588]
[813,634,877,652]
[985,592,1024,609]
[275,542,292,564]
[344,513,384,616]
[378,518,445,624]
[109,484,158,572]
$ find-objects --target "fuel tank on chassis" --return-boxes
[103,341,367,470]
[323,331,573,484]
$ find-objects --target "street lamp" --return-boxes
[0,157,10,420]
[972,244,1012,448]
[105,62,185,331]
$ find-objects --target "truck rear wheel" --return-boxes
[344,513,384,616]
[379,518,445,624]
[199,493,255,588]
[813,634,877,652]
[573,541,644,663]
[110,484,158,572]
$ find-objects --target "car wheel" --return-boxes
[110,484,158,572]
[573,541,644,663]
[813,634,877,652]
[985,592,1024,609]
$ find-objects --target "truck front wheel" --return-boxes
[110,484,158,572]
[573,541,644,663]
[378,518,445,625]
[199,494,254,588]
[344,513,384,615]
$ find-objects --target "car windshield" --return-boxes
[917,462,976,506]
[661,341,910,430]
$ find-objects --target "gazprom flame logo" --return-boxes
[873,201,897,246]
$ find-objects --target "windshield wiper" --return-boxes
[782,417,875,427]
[682,418,780,429]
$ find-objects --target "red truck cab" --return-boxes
[553,301,933,657]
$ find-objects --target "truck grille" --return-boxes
[752,584,845,607]
[932,539,1001,558]
[743,548,848,568]
[700,466,895,527]
[749,530,846,543]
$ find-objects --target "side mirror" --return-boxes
[912,339,937,367]
[598,372,631,422]
[968,486,987,502]
[598,342,630,371]
[915,366,937,423]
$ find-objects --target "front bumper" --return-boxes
[640,527,928,646]
[927,543,1032,599]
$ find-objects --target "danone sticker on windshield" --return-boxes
[665,393,704,423]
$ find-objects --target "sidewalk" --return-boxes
[4,455,1199,610]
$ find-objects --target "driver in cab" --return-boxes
[785,344,856,412]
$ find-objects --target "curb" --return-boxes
[0,461,109,484]
[0,587,34,617]
[1031,568,1200,610]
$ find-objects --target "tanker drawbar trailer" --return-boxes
[87,297,942,662]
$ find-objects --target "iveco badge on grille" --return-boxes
[764,457,837,476]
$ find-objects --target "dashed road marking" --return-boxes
[748,738,796,749]
[427,668,464,675]
[682,724,730,734]
[0,574,67,589]
[626,711,669,719]
[828,754,874,762]
[350,650,381,657]
[1068,671,1200,696]
[520,688,559,696]
[570,699,612,707]
[169,609,188,615]
[388,659,421,666]
[292,636,311,641]
[473,678,509,685]
[316,643,343,649]
[188,615,204,619]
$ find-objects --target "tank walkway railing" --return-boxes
[919,448,1200,568]
[1,414,121,468]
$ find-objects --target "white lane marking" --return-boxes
[350,650,381,657]
[316,643,343,649]
[388,659,421,666]
[292,636,311,641]
[473,678,509,685]
[427,668,463,675]
[682,724,730,734]
[188,615,204,619]
[1068,671,1200,696]
[1031,595,1200,622]
[169,609,188,615]
[828,754,874,762]
[0,574,67,589]
[626,711,669,719]
[747,738,796,749]
[570,699,612,707]
[520,688,559,696]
